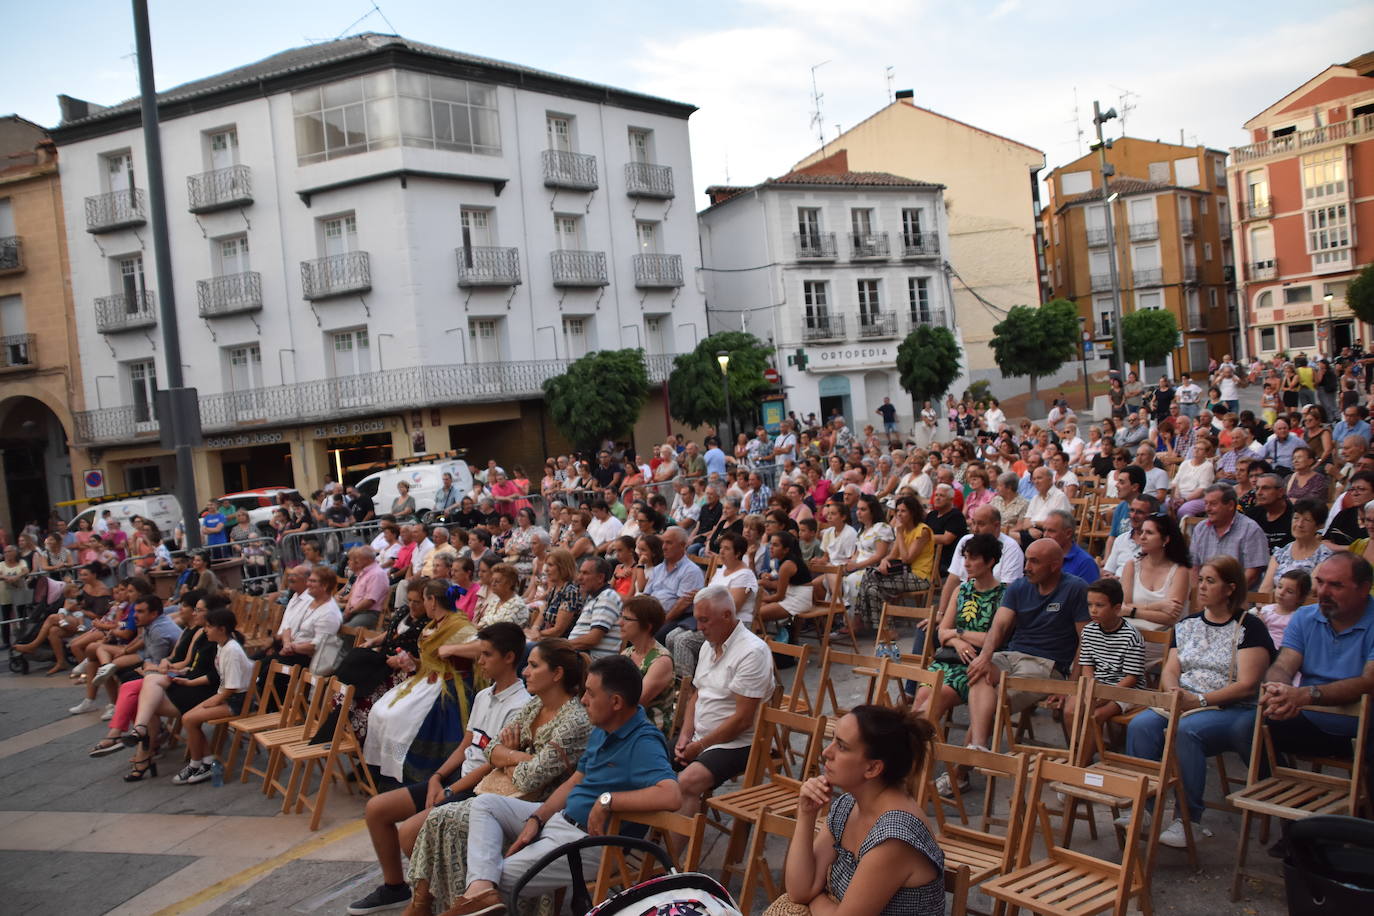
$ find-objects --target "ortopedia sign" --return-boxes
[806,342,899,372]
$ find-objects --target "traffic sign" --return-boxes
[764,367,781,384]
[84,469,105,498]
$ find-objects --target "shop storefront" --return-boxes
[782,340,905,429]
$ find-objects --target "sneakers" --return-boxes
[71,659,89,678]
[935,769,970,797]
[69,697,98,715]
[1158,818,1213,849]
[346,884,413,914]
[171,761,213,785]
[1113,810,1151,830]
[90,662,118,687]
[445,888,506,916]
[100,704,116,722]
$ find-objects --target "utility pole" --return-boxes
[1092,101,1126,377]
[132,0,202,548]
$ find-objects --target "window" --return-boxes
[1199,197,1209,215]
[1246,170,1269,208]
[1060,171,1092,195]
[562,317,588,359]
[803,280,830,327]
[1249,226,1275,263]
[469,318,501,363]
[644,315,668,355]
[1173,157,1200,187]
[1302,148,1345,200]
[850,208,875,238]
[907,277,930,324]
[635,221,659,253]
[0,295,26,365]
[1208,288,1219,309]
[901,208,924,242]
[460,208,492,248]
[128,359,157,425]
[1218,197,1230,230]
[1283,286,1312,305]
[322,214,358,256]
[627,128,651,163]
[331,328,371,376]
[1325,281,1349,301]
[104,151,135,193]
[208,128,239,170]
[293,70,500,164]
[1148,161,1170,183]
[857,280,881,324]
[217,235,249,275]
[1137,291,1162,311]
[1258,327,1277,351]
[1094,294,1114,336]
[553,214,581,250]
[0,198,12,238]
[1256,290,1273,311]
[1307,204,1351,255]
[227,343,264,418]
[546,115,571,152]
[1288,323,1316,350]
[1085,204,1107,232]
[1204,242,1213,261]
[797,207,821,241]
[118,255,146,305]
[1213,156,1226,185]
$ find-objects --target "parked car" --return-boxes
[355,459,473,520]
[216,487,300,534]
[71,493,183,543]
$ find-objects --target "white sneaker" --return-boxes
[71,659,90,677]
[1113,810,1150,830]
[90,662,118,687]
[935,769,970,797]
[69,698,98,715]
[1158,818,1212,849]
[100,704,116,722]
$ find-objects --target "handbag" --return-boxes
[309,631,349,676]
[475,765,534,799]
[932,645,962,666]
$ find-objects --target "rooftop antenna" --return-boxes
[1068,87,1085,155]
[810,60,830,149]
[1113,86,1138,137]
[885,65,895,103]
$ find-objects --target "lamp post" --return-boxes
[717,350,732,444]
[1093,101,1126,378]
[1324,293,1335,356]
[1077,317,1091,409]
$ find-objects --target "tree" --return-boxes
[988,299,1079,413]
[543,348,650,452]
[895,324,962,416]
[1121,308,1179,366]
[667,331,774,432]
[1348,262,1374,326]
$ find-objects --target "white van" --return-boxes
[355,458,473,518]
[71,493,184,539]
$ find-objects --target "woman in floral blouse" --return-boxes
[525,548,582,640]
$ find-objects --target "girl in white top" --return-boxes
[175,606,253,786]
[709,533,758,625]
[1120,515,1192,662]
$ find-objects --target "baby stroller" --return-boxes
[1282,815,1374,915]
[7,576,69,675]
[511,836,742,916]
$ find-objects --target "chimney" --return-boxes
[894,89,914,101]
[705,185,750,206]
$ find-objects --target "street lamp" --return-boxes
[1093,101,1126,377]
[1324,293,1335,353]
[717,350,732,444]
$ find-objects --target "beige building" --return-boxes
[794,96,1047,391]
[0,116,84,533]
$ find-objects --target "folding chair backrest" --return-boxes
[991,675,1085,760]
[923,742,1029,863]
[669,674,693,745]
[1247,694,1371,816]
[876,659,944,720]
[818,646,886,718]
[593,809,707,902]
[1020,757,1149,891]
[876,603,938,665]
[264,660,306,725]
[766,639,813,713]
[746,704,828,787]
[1079,679,1183,768]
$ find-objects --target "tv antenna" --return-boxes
[1068,87,1085,155]
[809,60,830,148]
[1113,86,1138,137]
[885,65,895,102]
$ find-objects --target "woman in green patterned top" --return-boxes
[914,534,1006,723]
[619,594,677,734]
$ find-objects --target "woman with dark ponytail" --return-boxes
[780,706,945,916]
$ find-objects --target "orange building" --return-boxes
[1042,137,1237,379]
[1228,53,1374,358]
[0,116,85,533]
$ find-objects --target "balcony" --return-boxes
[456,246,521,287]
[0,333,35,371]
[900,232,939,258]
[1085,227,1110,247]
[1183,264,1199,285]
[1250,259,1278,281]
[550,249,608,287]
[301,251,371,300]
[542,150,598,191]
[850,232,891,260]
[1232,113,1374,165]
[624,162,674,199]
[1133,267,1163,287]
[187,164,253,213]
[197,271,262,318]
[794,232,837,260]
[85,189,147,233]
[1186,307,1207,330]
[802,314,845,342]
[73,352,682,445]
[0,236,21,273]
[1179,217,1195,237]
[1128,220,1158,242]
[856,311,899,340]
[633,253,683,288]
[1090,273,1113,292]
[908,308,948,330]
[94,291,157,333]
[1245,198,1272,220]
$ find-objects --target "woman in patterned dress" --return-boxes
[618,594,677,735]
[913,534,1005,722]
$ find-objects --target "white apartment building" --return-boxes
[51,33,705,500]
[699,169,960,431]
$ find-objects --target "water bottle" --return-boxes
[210,760,224,787]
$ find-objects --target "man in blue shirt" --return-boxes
[1261,552,1374,758]
[649,527,706,641]
[1040,510,1099,584]
[702,436,728,479]
[1333,405,1372,447]
[451,656,680,916]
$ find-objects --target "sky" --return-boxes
[7,0,1374,205]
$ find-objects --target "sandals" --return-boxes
[119,724,149,749]
[89,738,124,758]
[123,757,157,782]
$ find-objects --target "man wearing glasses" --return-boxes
[1245,473,1295,553]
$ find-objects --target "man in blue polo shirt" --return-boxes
[1261,552,1374,760]
[449,656,680,916]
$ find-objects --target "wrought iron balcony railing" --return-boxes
[624,162,674,199]
[457,247,521,287]
[1232,114,1374,165]
[1128,220,1158,241]
[1133,267,1163,287]
[0,333,35,370]
[550,249,608,287]
[908,308,948,330]
[1187,309,1206,330]
[1179,217,1195,237]
[198,271,263,318]
[0,236,21,272]
[301,251,371,300]
[187,164,253,213]
[633,253,683,288]
[1250,260,1277,281]
[900,232,940,258]
[1183,264,1200,285]
[1245,198,1272,220]
[850,232,890,259]
[1085,227,1110,247]
[542,150,599,191]
[856,311,899,339]
[794,232,837,260]
[802,314,845,342]
[85,189,147,233]
[1090,273,1113,293]
[95,290,157,333]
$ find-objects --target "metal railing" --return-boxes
[900,232,939,257]
[624,162,674,198]
[95,290,157,333]
[794,232,837,260]
[1232,114,1374,164]
[802,314,845,342]
[542,149,599,190]
[1250,260,1277,281]
[0,235,22,271]
[551,249,608,287]
[856,312,899,339]
[1085,227,1110,247]
[0,333,35,369]
[908,307,947,329]
[1183,264,1199,284]
[1245,198,1272,220]
[1133,267,1163,287]
[1090,273,1113,292]
[850,232,890,259]
[187,164,253,213]
[85,188,146,233]
[1128,220,1158,241]
[301,251,371,299]
[633,253,683,288]
[1186,309,1206,330]
[198,271,262,318]
[1179,217,1195,237]
[456,246,521,287]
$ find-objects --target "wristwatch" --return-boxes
[598,792,614,811]
[1194,692,1208,708]
[1309,685,1323,704]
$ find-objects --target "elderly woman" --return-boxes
[503,507,545,579]
[490,470,529,518]
[1285,446,1329,503]
[474,563,529,628]
[1259,499,1333,592]
[990,471,1029,531]
[620,594,677,734]
[784,705,944,916]
[392,481,417,518]
[962,465,994,519]
[1170,436,1217,517]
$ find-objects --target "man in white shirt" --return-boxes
[1060,424,1085,466]
[408,523,435,581]
[587,500,624,549]
[939,505,1024,626]
[1016,467,1071,543]
[674,586,774,817]
[1134,444,1171,501]
[771,420,798,465]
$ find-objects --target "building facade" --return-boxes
[0,116,84,533]
[1228,56,1374,360]
[791,97,1046,393]
[1043,137,1239,379]
[699,163,956,430]
[51,34,706,503]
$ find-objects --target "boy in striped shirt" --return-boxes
[1066,578,1145,745]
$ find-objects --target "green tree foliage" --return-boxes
[1348,262,1374,326]
[1121,308,1179,366]
[667,331,774,430]
[543,348,650,451]
[989,299,1080,404]
[896,325,962,412]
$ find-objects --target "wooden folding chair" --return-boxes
[592,810,707,902]
[817,646,886,722]
[1228,695,1371,900]
[875,658,944,718]
[876,602,939,666]
[226,661,304,781]
[1084,497,1119,553]
[981,758,1152,916]
[668,674,693,746]
[256,670,333,797]
[893,543,942,613]
[794,564,846,650]
[1130,628,1174,690]
[737,804,818,915]
[986,676,1088,834]
[206,659,265,757]
[767,639,814,714]
[1068,496,1094,533]
[275,680,379,830]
